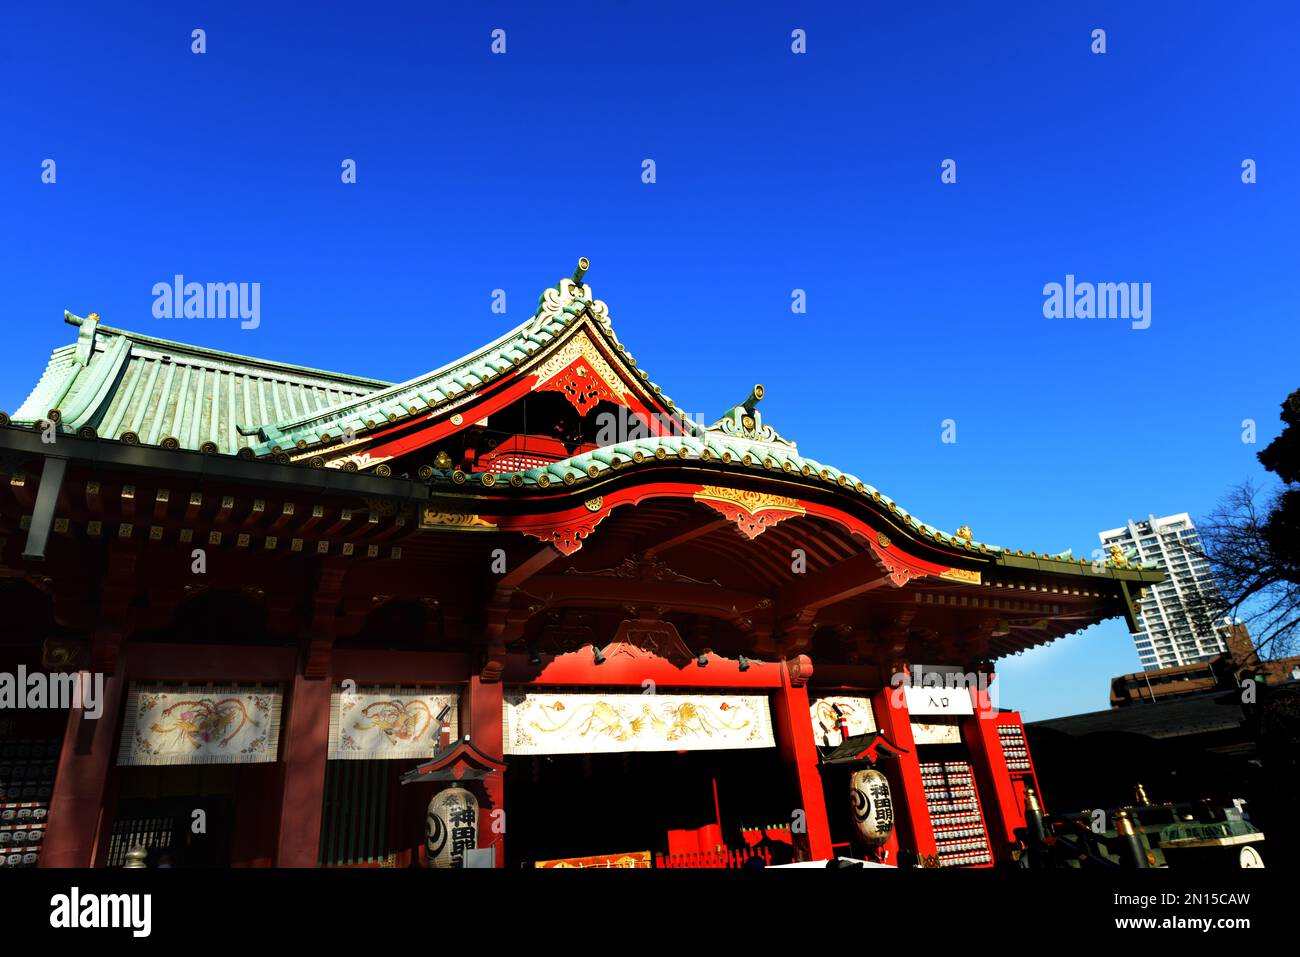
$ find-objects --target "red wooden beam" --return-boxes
[507,648,783,688]
[124,643,298,681]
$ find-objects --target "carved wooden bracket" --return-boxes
[777,609,818,656]
[523,512,610,556]
[480,653,506,683]
[786,654,814,687]
[693,486,805,540]
[881,606,917,659]
[602,617,695,669]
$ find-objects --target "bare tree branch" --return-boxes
[1185,480,1300,663]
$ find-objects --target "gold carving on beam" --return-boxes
[569,553,720,586]
[939,567,982,585]
[42,639,86,670]
[693,486,805,540]
[419,507,497,531]
[533,330,628,415]
[525,514,606,555]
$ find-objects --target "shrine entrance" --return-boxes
[502,745,796,868]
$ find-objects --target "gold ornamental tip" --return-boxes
[123,845,148,868]
[572,257,590,284]
[1024,787,1041,813]
[1115,810,1137,836]
[741,384,764,412]
[1135,782,1151,805]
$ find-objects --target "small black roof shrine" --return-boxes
[817,732,908,767]
[400,736,507,785]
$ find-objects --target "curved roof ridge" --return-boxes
[252,304,563,448]
[250,262,698,456]
[439,430,1009,556]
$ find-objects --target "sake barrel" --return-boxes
[849,768,894,846]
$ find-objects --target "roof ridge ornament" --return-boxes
[70,311,100,367]
[706,383,796,448]
[531,257,607,331]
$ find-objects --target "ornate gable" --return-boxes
[262,260,694,477]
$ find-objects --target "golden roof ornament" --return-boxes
[955,525,973,541]
[124,845,148,868]
[434,450,452,470]
[705,383,795,448]
[1109,544,1130,566]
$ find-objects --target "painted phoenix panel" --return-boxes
[503,692,774,755]
[117,685,282,766]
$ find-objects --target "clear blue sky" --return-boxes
[3,3,1297,720]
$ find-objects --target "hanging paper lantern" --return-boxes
[849,769,894,846]
[425,785,479,868]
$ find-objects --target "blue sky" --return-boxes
[3,2,1297,720]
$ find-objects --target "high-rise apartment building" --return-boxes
[1098,513,1229,670]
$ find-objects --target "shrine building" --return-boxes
[0,260,1163,869]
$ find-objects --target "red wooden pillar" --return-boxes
[467,675,505,866]
[870,684,937,861]
[40,643,125,868]
[961,683,1019,856]
[230,764,279,867]
[275,672,331,866]
[771,656,832,861]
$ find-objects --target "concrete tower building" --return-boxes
[1098,513,1229,670]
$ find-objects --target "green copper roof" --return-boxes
[430,429,1164,576]
[10,312,390,456]
[441,428,1003,544]
[1,270,1163,580]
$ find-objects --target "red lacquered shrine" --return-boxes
[0,261,1162,869]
